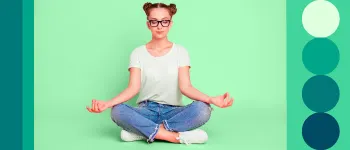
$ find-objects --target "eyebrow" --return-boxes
[148,17,170,20]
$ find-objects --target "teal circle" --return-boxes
[302,75,340,112]
[302,113,340,149]
[302,38,339,75]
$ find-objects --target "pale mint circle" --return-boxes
[302,0,340,38]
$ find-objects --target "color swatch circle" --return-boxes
[302,38,339,75]
[302,0,340,38]
[302,113,340,149]
[302,75,340,112]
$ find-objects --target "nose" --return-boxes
[157,24,162,29]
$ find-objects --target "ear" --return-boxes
[146,21,150,29]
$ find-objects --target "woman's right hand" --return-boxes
[86,99,111,113]
[209,92,233,108]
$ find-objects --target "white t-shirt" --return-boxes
[128,43,191,106]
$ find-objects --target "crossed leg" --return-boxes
[110,101,212,143]
[110,103,160,143]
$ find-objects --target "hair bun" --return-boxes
[143,2,153,12]
[168,3,177,15]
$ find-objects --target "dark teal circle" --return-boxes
[302,113,340,149]
[302,75,340,112]
[302,38,340,75]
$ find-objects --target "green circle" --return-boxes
[302,75,340,112]
[302,38,339,75]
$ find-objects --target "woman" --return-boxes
[86,2,234,145]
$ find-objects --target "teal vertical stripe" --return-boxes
[0,0,23,150]
[288,0,350,149]
[23,0,34,150]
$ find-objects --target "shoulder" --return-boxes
[130,45,146,55]
[174,43,189,53]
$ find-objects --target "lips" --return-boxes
[156,31,163,34]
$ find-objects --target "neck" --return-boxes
[149,36,170,50]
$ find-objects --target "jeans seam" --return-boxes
[162,120,174,131]
[147,124,160,143]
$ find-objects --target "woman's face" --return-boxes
[147,8,173,39]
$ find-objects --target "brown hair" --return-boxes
[143,2,177,19]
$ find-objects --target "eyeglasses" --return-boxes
[148,20,171,27]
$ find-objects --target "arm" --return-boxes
[107,67,141,107]
[178,66,212,104]
[176,46,233,108]
[178,66,233,108]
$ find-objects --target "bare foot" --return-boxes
[154,124,180,143]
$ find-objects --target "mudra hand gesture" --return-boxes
[86,99,111,113]
[209,92,234,108]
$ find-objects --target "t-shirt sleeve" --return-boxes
[128,49,141,70]
[178,46,191,68]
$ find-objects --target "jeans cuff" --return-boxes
[162,120,174,132]
[147,124,160,143]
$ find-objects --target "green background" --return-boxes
[287,0,350,149]
[34,0,286,149]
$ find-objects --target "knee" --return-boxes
[110,104,127,123]
[191,101,212,123]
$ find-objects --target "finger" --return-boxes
[221,100,227,108]
[220,92,226,99]
[219,99,225,108]
[88,106,98,113]
[93,100,97,111]
[226,94,231,104]
[224,92,228,98]
[98,102,104,112]
[222,98,227,107]
[223,98,228,106]
[223,97,232,108]
[96,102,99,111]
[95,100,99,112]
[91,100,95,111]
[97,102,102,112]
[228,98,233,106]
[225,93,230,105]
[86,106,93,112]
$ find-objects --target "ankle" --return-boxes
[154,124,181,143]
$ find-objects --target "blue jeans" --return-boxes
[110,100,212,143]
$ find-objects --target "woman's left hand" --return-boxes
[86,99,110,113]
[209,92,233,108]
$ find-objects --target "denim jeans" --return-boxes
[110,100,212,143]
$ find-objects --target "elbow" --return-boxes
[180,85,191,94]
[128,85,140,95]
